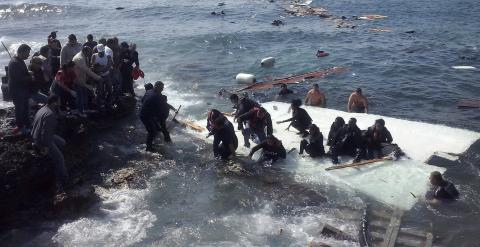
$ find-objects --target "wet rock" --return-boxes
[111,168,136,186]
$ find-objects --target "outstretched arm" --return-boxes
[347,94,353,112]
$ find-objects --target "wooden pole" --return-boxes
[325,156,393,171]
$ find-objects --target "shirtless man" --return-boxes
[304,83,325,107]
[348,88,368,113]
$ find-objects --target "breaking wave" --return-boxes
[0,3,64,19]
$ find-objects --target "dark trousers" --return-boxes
[141,117,170,149]
[218,143,233,160]
[121,69,134,95]
[242,127,266,146]
[367,144,384,159]
[330,144,364,164]
[11,88,30,129]
[300,140,325,157]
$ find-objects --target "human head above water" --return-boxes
[429,171,443,186]
[229,94,239,104]
[375,119,385,128]
[87,34,93,41]
[356,88,362,94]
[313,83,319,90]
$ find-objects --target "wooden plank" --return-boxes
[382,209,403,247]
[325,156,393,171]
[457,99,480,108]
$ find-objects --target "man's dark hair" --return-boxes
[280,83,287,88]
[106,38,115,47]
[431,171,443,181]
[291,98,302,108]
[144,83,153,91]
[47,94,59,105]
[375,118,385,127]
[120,42,129,49]
[68,34,77,41]
[349,118,357,124]
[39,45,49,55]
[17,44,31,54]
[82,46,92,54]
[99,38,107,45]
[229,94,239,101]
[356,88,362,93]
[49,31,57,39]
[154,81,164,88]
[87,34,93,40]
[313,83,319,88]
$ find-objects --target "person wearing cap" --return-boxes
[83,34,98,51]
[427,171,459,202]
[207,109,238,160]
[60,34,83,66]
[73,46,103,116]
[8,44,34,134]
[364,119,393,159]
[305,83,326,107]
[348,88,368,113]
[31,94,69,190]
[329,117,363,164]
[276,99,312,137]
[248,135,286,164]
[92,44,114,109]
[48,31,62,76]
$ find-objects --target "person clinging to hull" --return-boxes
[139,81,178,152]
[304,83,325,107]
[329,118,364,164]
[348,88,368,113]
[276,99,312,137]
[364,119,393,159]
[248,135,286,165]
[237,106,273,148]
[426,171,459,203]
[299,124,325,158]
[207,109,238,160]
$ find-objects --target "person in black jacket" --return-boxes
[364,119,393,159]
[327,117,345,147]
[329,118,363,164]
[237,107,273,148]
[119,42,135,96]
[299,124,325,158]
[8,44,33,134]
[139,81,177,151]
[428,171,459,202]
[248,135,286,164]
[230,93,260,130]
[207,109,238,160]
[276,99,312,137]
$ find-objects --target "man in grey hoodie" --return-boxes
[31,94,68,189]
[60,34,82,66]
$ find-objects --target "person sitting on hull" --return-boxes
[276,99,312,137]
[248,135,286,164]
[230,93,260,131]
[139,81,178,152]
[348,88,368,113]
[427,171,459,203]
[299,124,325,158]
[305,83,326,107]
[207,109,238,160]
[327,117,345,147]
[329,117,364,164]
[237,107,273,148]
[364,119,393,159]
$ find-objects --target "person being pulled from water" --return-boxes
[207,109,238,160]
[237,106,273,148]
[427,171,459,203]
[248,135,286,164]
[31,94,68,190]
[329,117,364,164]
[304,83,325,107]
[140,81,178,152]
[327,117,345,147]
[276,99,312,137]
[348,88,368,113]
[8,44,34,135]
[364,119,393,159]
[230,93,260,131]
[299,124,325,158]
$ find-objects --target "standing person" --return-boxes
[48,31,61,76]
[83,34,97,50]
[73,46,103,116]
[299,124,325,158]
[31,94,68,190]
[348,88,368,113]
[305,83,326,107]
[276,99,312,137]
[130,43,140,69]
[60,34,83,66]
[229,93,260,130]
[139,81,178,152]
[248,135,286,164]
[50,61,77,109]
[119,42,135,96]
[29,45,52,97]
[91,44,113,110]
[207,109,238,160]
[427,171,459,202]
[364,119,393,159]
[237,107,273,148]
[329,118,363,164]
[106,38,121,98]
[8,44,33,134]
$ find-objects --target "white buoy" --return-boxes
[260,57,276,68]
[452,65,476,70]
[236,73,256,84]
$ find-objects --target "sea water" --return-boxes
[1,0,480,246]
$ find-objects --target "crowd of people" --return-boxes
[7,32,141,190]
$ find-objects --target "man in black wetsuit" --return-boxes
[327,117,345,147]
[139,81,177,151]
[207,109,238,160]
[237,107,273,148]
[329,118,363,164]
[299,124,325,158]
[364,119,393,159]
[230,93,260,131]
[248,135,286,164]
[428,171,459,202]
[276,99,312,137]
